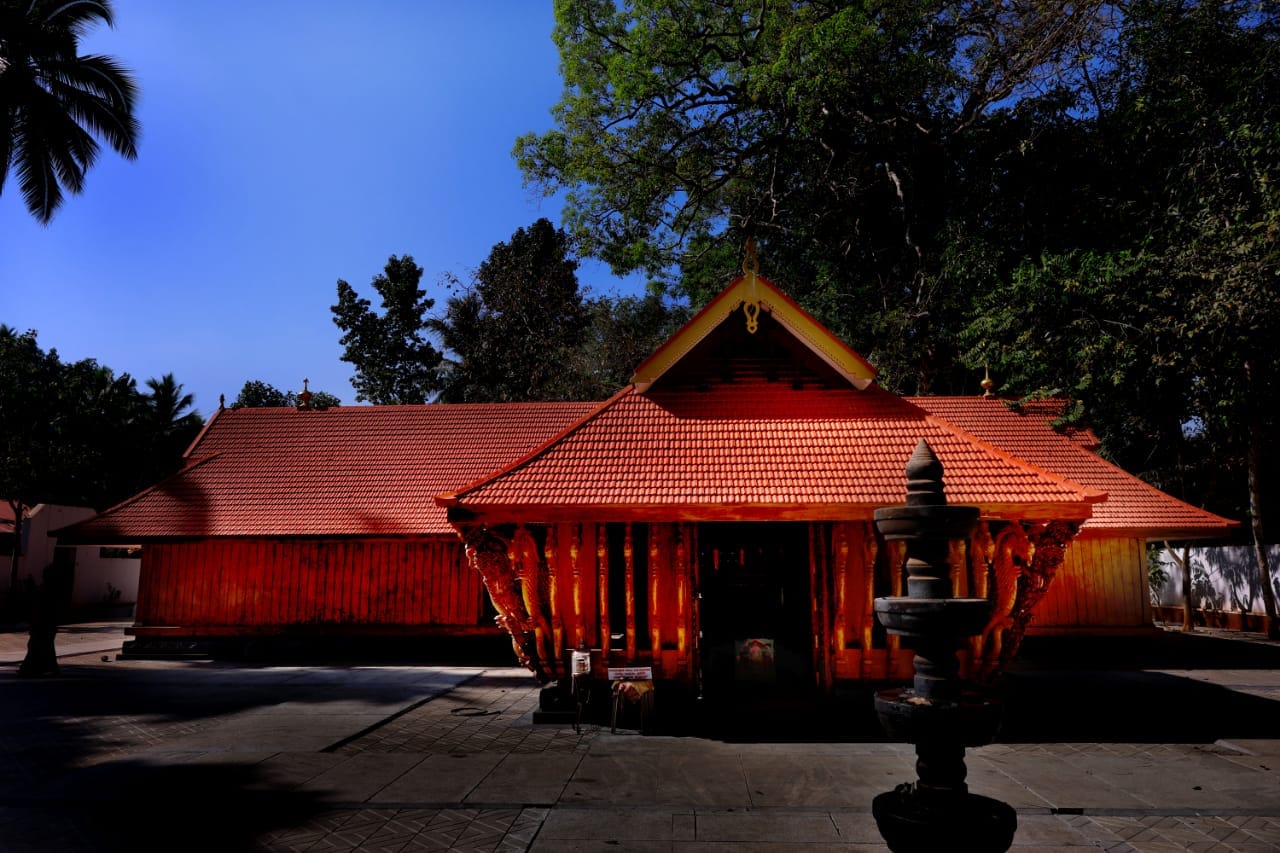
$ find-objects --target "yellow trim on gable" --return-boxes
[631,274,878,392]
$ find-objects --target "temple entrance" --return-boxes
[698,523,813,702]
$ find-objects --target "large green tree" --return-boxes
[0,0,140,223]
[331,255,445,404]
[431,219,685,402]
[961,1,1280,634]
[1,328,204,616]
[432,219,591,402]
[517,0,1105,392]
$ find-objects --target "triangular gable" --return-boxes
[631,272,877,392]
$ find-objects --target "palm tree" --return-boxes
[0,0,140,224]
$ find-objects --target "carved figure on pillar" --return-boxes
[1002,520,1076,668]
[513,525,556,680]
[463,526,548,681]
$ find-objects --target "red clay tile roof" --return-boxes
[59,403,597,542]
[1004,398,1101,449]
[912,397,1237,538]
[440,383,1101,522]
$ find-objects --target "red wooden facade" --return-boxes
[60,271,1235,681]
[132,538,487,639]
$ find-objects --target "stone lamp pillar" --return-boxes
[871,440,1016,852]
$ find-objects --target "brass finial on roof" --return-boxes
[297,377,314,410]
[981,365,996,398]
[742,237,760,276]
[742,238,761,334]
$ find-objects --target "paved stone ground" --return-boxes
[2,624,1280,851]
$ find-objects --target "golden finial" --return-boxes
[297,377,314,410]
[742,238,761,333]
[743,237,760,276]
[981,365,996,398]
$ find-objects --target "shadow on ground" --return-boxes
[0,659,472,852]
[628,630,1280,745]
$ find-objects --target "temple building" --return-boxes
[60,267,1234,696]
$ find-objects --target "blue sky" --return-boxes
[1,2,640,415]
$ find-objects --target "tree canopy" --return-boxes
[0,0,141,223]
[331,255,445,404]
[431,218,686,402]
[232,379,341,409]
[0,327,204,513]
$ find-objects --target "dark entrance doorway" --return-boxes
[698,523,813,703]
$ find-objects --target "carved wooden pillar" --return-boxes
[675,524,689,657]
[624,523,637,660]
[649,524,663,656]
[861,524,879,654]
[597,523,610,653]
[570,523,585,649]
[544,525,563,659]
[833,523,850,655]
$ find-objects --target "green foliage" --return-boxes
[0,326,203,512]
[0,0,141,223]
[432,219,591,402]
[518,0,1104,393]
[232,380,340,409]
[331,255,445,404]
[232,379,340,409]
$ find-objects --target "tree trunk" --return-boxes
[5,501,25,621]
[1245,359,1278,639]
[18,563,63,677]
[1166,542,1194,632]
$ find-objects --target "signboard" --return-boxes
[607,666,653,681]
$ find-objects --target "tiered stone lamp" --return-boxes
[871,440,1017,852]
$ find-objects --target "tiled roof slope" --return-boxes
[61,403,597,542]
[912,397,1237,537]
[1006,398,1101,449]
[441,383,1099,521]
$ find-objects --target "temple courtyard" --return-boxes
[2,624,1279,851]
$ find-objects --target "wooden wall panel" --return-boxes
[1032,536,1148,629]
[134,536,483,633]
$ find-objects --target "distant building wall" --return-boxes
[1156,545,1280,617]
[2,504,139,614]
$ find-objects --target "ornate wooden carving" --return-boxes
[544,524,563,658]
[833,523,850,652]
[969,520,995,601]
[1004,520,1076,664]
[978,522,1030,676]
[570,523,584,649]
[675,524,688,656]
[649,524,663,654]
[861,524,879,653]
[624,523,636,660]
[512,525,555,679]
[975,520,1076,678]
[597,523,610,652]
[463,526,547,680]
